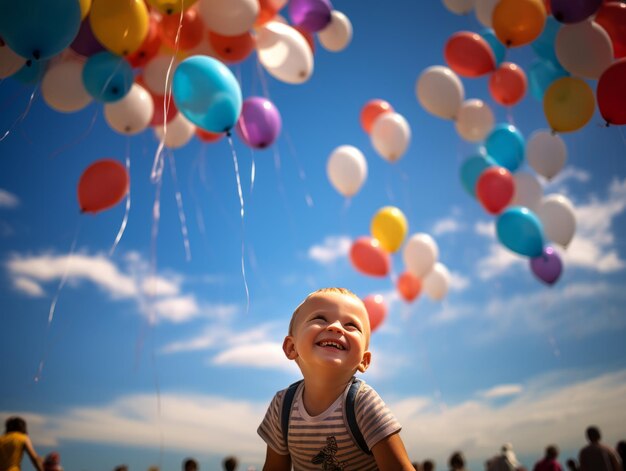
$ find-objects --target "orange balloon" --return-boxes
[493,0,547,47]
[397,272,422,302]
[360,99,394,134]
[208,31,255,63]
[78,159,129,214]
[349,237,391,277]
[362,294,387,332]
[127,15,161,68]
[444,31,496,77]
[159,7,205,51]
[255,0,279,27]
[476,167,515,215]
[150,92,178,126]
[489,62,528,106]
[196,128,224,143]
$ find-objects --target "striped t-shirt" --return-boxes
[258,378,401,470]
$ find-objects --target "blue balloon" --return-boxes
[480,29,506,66]
[0,0,81,61]
[528,58,569,101]
[485,124,525,172]
[460,154,497,197]
[82,52,133,103]
[496,206,544,257]
[12,59,48,85]
[531,17,562,66]
[173,56,242,133]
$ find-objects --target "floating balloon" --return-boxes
[476,167,515,214]
[489,62,527,106]
[528,58,569,101]
[149,90,178,127]
[256,0,280,27]
[485,124,525,172]
[90,0,149,56]
[104,83,154,135]
[0,41,25,79]
[318,10,353,52]
[289,0,333,33]
[160,7,204,51]
[349,237,390,277]
[595,2,626,58]
[532,16,562,65]
[42,60,92,113]
[397,271,422,302]
[12,59,48,85]
[327,145,368,198]
[209,31,255,63]
[126,16,161,68]
[526,130,567,180]
[235,97,282,149]
[142,56,178,96]
[443,0,475,15]
[445,31,496,77]
[460,154,497,197]
[543,77,595,133]
[597,59,626,126]
[511,172,543,212]
[530,246,563,285]
[363,294,387,332]
[423,263,451,301]
[493,0,547,47]
[83,52,134,102]
[79,0,92,20]
[555,21,614,80]
[480,29,507,66]
[78,159,129,214]
[455,99,494,142]
[370,112,411,162]
[172,55,242,133]
[196,129,224,143]
[370,206,408,253]
[496,206,545,257]
[198,0,259,36]
[154,112,196,148]
[416,66,465,120]
[550,0,602,24]
[403,233,439,278]
[536,194,576,248]
[360,99,393,134]
[148,0,199,15]
[70,20,105,58]
[475,0,499,27]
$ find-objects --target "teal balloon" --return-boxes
[173,56,242,133]
[82,52,133,103]
[531,17,561,66]
[496,206,544,257]
[13,59,48,85]
[485,124,525,172]
[0,0,81,61]
[480,29,506,66]
[529,58,569,101]
[460,154,496,197]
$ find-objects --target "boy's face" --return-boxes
[283,291,371,376]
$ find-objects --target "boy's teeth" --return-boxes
[319,340,344,350]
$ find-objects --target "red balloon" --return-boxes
[196,128,224,143]
[294,26,315,53]
[78,159,129,214]
[397,272,422,302]
[597,58,626,125]
[159,7,205,51]
[595,2,626,58]
[349,237,391,277]
[149,89,178,126]
[476,167,515,214]
[255,0,279,27]
[127,16,161,68]
[489,62,527,106]
[362,294,387,332]
[208,31,255,63]
[444,31,496,77]
[360,99,394,134]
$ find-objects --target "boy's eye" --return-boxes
[345,322,361,332]
[311,314,326,322]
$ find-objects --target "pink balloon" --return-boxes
[349,237,390,277]
[362,294,387,332]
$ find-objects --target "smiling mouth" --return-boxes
[317,340,345,350]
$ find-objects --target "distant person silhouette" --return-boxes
[43,452,63,471]
[449,451,467,471]
[533,445,563,471]
[0,416,44,471]
[423,459,435,471]
[223,455,238,471]
[579,426,621,471]
[488,443,522,471]
[183,458,198,471]
[617,441,626,469]
[565,459,579,471]
[113,466,128,471]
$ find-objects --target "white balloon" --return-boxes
[555,21,614,80]
[256,21,314,85]
[526,130,567,180]
[326,145,367,197]
[154,112,196,148]
[403,233,439,278]
[318,10,353,52]
[423,262,451,301]
[474,0,499,27]
[41,59,92,113]
[142,56,178,96]
[104,83,154,135]
[0,42,26,78]
[370,112,411,162]
[455,99,494,142]
[511,171,543,212]
[443,0,476,15]
[416,65,464,120]
[198,0,259,36]
[536,194,577,248]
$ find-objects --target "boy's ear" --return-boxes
[282,336,298,360]
[357,350,371,373]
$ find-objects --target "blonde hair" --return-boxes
[288,287,363,335]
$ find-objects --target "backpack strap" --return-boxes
[281,379,303,447]
[345,377,371,455]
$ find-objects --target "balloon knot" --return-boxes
[605,121,610,128]
[166,8,173,14]
[25,59,32,67]
[33,50,40,60]
[226,130,232,137]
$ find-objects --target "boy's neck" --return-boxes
[300,370,356,417]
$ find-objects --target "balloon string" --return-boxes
[249,147,256,193]
[190,150,207,239]
[150,176,163,325]
[110,139,132,256]
[49,107,99,159]
[167,151,192,261]
[506,106,516,126]
[0,85,38,142]
[283,130,314,207]
[256,57,271,100]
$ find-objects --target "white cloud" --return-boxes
[449,271,470,292]
[151,295,199,324]
[476,243,525,280]
[0,189,19,208]
[308,235,351,264]
[141,276,180,297]
[474,220,495,238]
[432,217,464,236]
[479,384,523,399]
[212,341,298,372]
[12,276,45,297]
[547,166,591,189]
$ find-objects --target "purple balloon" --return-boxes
[550,0,603,24]
[530,246,563,285]
[70,20,105,57]
[235,97,282,149]
[288,0,333,33]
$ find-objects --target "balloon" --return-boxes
[443,0,476,15]
[70,20,105,57]
[370,112,411,162]
[493,0,547,47]
[536,194,576,248]
[528,58,569,101]
[397,271,422,302]
[0,0,81,60]
[160,7,204,51]
[294,26,316,53]
[460,154,497,197]
[142,56,179,96]
[256,0,281,27]
[172,55,242,133]
[543,77,595,133]
[148,0,198,15]
[480,29,507,66]
[455,99,494,142]
[154,112,196,148]
[77,159,129,214]
[526,130,567,180]
[475,0,499,27]
[42,59,92,113]
[90,0,149,56]
[0,41,26,79]
[256,21,314,84]
[444,31,496,77]
[416,65,465,120]
[370,206,408,253]
[12,59,48,85]
[79,0,92,20]
[126,16,161,68]
[423,263,451,301]
[476,167,515,214]
[550,0,603,24]
[209,31,255,63]
[360,99,394,134]
[148,90,178,127]
[511,172,543,212]
[403,233,439,278]
[83,52,134,103]
[198,0,259,36]
[235,97,282,149]
[288,0,332,33]
[318,10,353,52]
[597,58,626,126]
[530,246,563,285]
[555,21,614,80]
[489,62,527,106]
[362,294,387,332]
[104,83,154,135]
[349,237,390,277]
[595,2,626,58]
[196,129,224,143]
[485,124,525,172]
[326,145,368,197]
[532,16,562,65]
[496,206,545,257]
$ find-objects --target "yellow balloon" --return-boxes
[147,0,198,15]
[543,77,595,133]
[79,0,92,20]
[493,0,546,47]
[90,0,149,56]
[370,206,408,253]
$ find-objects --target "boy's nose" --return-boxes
[326,321,343,333]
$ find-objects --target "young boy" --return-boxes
[258,287,414,470]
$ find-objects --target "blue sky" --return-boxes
[1,1,626,470]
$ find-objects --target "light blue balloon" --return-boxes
[173,56,242,133]
[496,206,544,257]
[12,59,48,85]
[528,58,569,101]
[485,124,525,172]
[82,52,133,103]
[480,29,506,66]
[0,0,81,61]
[531,17,562,66]
[460,154,497,197]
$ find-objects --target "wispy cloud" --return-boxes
[432,217,464,236]
[449,271,470,292]
[478,384,523,399]
[475,243,525,280]
[308,235,351,264]
[0,189,19,209]
[12,277,45,297]
[212,341,298,372]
